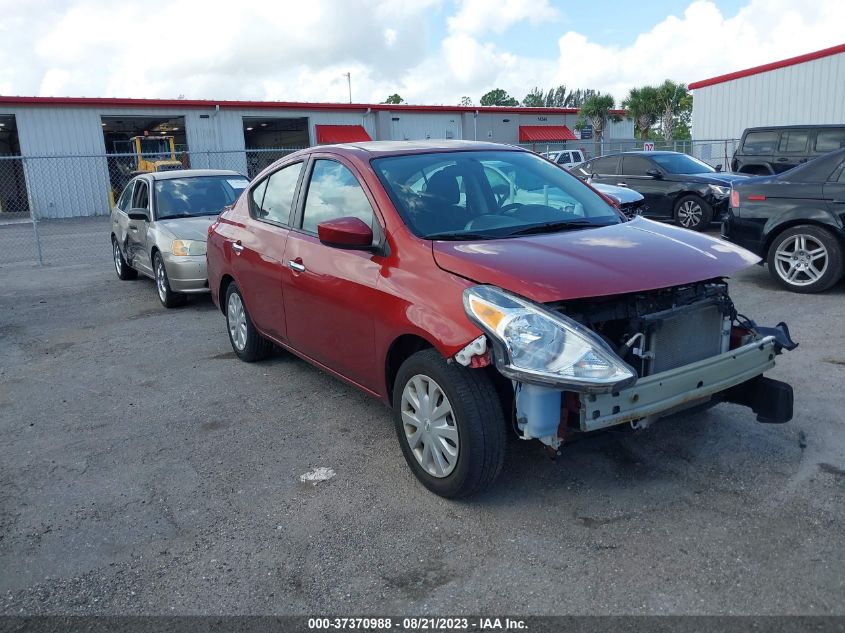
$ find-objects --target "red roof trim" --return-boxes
[0,94,625,116]
[518,125,578,142]
[689,42,845,89]
[315,124,371,144]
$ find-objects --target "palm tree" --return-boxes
[622,86,659,140]
[576,93,620,145]
[655,80,689,141]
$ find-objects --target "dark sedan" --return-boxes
[573,151,748,231]
[722,147,845,293]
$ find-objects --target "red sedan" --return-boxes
[207,140,795,497]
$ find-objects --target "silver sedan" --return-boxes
[110,169,249,307]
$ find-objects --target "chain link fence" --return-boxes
[1,140,739,269]
[520,138,740,169]
[0,148,303,268]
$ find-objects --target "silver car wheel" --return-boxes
[113,240,122,275]
[400,374,459,478]
[773,233,829,287]
[677,200,702,228]
[227,292,248,351]
[155,259,168,302]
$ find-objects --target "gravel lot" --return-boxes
[1,230,844,616]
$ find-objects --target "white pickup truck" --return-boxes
[541,149,586,169]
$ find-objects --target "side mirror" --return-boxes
[317,216,374,250]
[715,164,723,172]
[646,169,663,179]
[127,208,150,221]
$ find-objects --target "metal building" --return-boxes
[690,42,845,140]
[0,96,632,218]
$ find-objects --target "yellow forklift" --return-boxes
[108,135,184,205]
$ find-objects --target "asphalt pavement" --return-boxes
[1,244,844,616]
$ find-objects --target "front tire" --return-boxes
[767,225,843,293]
[154,253,186,308]
[112,237,137,280]
[674,194,713,231]
[225,283,273,361]
[393,349,506,498]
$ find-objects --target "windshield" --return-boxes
[154,176,249,219]
[140,138,172,156]
[372,150,620,239]
[651,153,715,174]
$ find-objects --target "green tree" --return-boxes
[480,88,519,107]
[655,80,689,141]
[459,96,474,107]
[622,86,660,140]
[565,88,598,108]
[383,94,404,104]
[522,87,545,107]
[575,93,620,144]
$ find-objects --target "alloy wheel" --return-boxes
[773,233,828,287]
[677,200,702,228]
[155,259,168,302]
[113,240,122,275]
[400,374,459,478]
[227,292,248,351]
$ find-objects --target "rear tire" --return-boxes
[674,194,713,231]
[225,283,273,361]
[766,225,843,293]
[393,349,506,498]
[154,253,186,308]
[112,237,137,280]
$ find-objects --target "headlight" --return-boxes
[708,184,730,197]
[171,239,207,256]
[463,285,636,392]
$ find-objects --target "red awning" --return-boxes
[518,125,578,142]
[315,124,372,144]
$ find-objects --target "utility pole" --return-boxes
[344,72,352,103]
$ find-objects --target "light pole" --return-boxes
[344,72,352,104]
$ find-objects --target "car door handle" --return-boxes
[129,226,138,232]
[288,260,306,273]
[616,182,628,187]
[231,241,244,254]
[776,158,789,162]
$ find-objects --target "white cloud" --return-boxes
[0,0,842,111]
[447,0,560,35]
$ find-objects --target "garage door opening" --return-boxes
[101,115,188,197]
[243,117,309,177]
[0,114,29,217]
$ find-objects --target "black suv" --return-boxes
[573,151,748,231]
[732,125,845,175]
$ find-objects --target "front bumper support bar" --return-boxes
[579,336,783,432]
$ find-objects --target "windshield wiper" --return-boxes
[504,219,610,236]
[425,231,498,241]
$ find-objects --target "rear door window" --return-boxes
[590,155,620,175]
[778,130,809,153]
[742,130,779,155]
[815,129,845,153]
[252,162,303,225]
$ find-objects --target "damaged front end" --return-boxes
[459,282,795,451]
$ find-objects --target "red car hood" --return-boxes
[432,217,759,303]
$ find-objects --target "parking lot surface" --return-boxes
[1,234,845,615]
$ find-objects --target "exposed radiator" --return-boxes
[645,301,726,375]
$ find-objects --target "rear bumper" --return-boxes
[162,254,209,294]
[579,336,789,432]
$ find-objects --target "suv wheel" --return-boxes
[153,253,186,308]
[674,194,713,231]
[225,283,273,361]
[112,237,137,280]
[767,225,843,293]
[393,349,505,498]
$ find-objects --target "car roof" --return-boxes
[588,151,683,158]
[307,139,524,159]
[143,169,245,181]
[742,124,845,134]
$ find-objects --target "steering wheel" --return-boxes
[500,202,524,215]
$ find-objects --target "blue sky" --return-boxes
[1,0,842,104]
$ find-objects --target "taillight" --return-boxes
[748,194,766,201]
[730,190,740,208]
